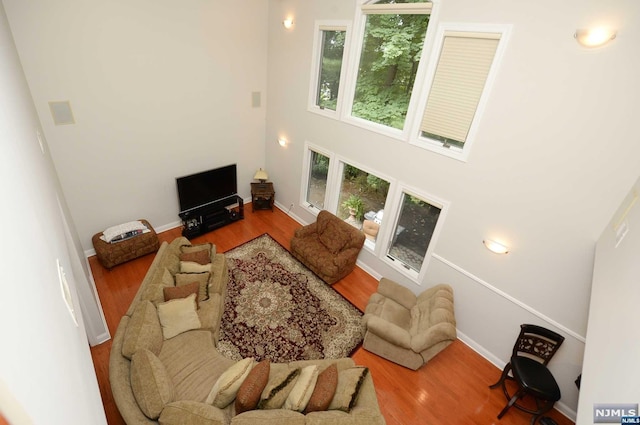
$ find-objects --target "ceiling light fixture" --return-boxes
[483,239,509,255]
[278,137,287,147]
[574,28,617,48]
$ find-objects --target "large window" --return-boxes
[336,163,390,227]
[350,3,430,130]
[386,191,441,275]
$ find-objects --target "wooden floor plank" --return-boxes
[89,206,574,425]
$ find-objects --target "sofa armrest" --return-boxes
[333,247,362,269]
[363,314,412,349]
[293,221,318,238]
[377,278,417,310]
[410,322,457,353]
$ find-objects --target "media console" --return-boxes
[179,195,244,238]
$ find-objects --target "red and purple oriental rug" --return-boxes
[218,234,364,363]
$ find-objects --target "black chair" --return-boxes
[489,324,565,425]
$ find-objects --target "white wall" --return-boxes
[265,0,640,418]
[2,0,269,251]
[577,175,640,423]
[0,3,107,423]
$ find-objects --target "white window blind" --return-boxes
[420,31,500,146]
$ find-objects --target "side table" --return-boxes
[251,182,275,211]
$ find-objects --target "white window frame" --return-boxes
[300,141,336,215]
[380,183,449,283]
[409,23,512,162]
[341,0,439,141]
[307,21,352,120]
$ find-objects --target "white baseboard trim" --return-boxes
[433,253,586,344]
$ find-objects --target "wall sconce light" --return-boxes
[483,239,509,254]
[278,137,287,147]
[253,168,269,183]
[574,28,617,48]
[283,17,294,30]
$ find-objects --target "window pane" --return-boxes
[387,193,440,272]
[306,151,329,209]
[337,164,390,248]
[351,13,429,129]
[316,30,346,111]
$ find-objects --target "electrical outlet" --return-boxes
[288,203,294,213]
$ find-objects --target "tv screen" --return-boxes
[176,164,237,213]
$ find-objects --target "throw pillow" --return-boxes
[122,300,163,360]
[130,349,175,420]
[180,242,214,255]
[156,293,201,339]
[163,281,200,308]
[303,364,338,414]
[283,365,319,412]
[175,272,210,302]
[258,368,301,410]
[180,260,213,274]
[235,359,271,414]
[318,220,350,254]
[328,367,369,412]
[179,250,211,265]
[206,357,255,408]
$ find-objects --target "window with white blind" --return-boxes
[412,24,511,160]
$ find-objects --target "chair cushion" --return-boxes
[318,219,351,254]
[511,356,561,401]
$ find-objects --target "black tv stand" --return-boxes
[179,195,244,238]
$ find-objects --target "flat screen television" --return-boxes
[176,164,237,214]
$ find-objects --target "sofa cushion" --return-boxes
[328,367,369,412]
[181,261,213,274]
[159,330,233,402]
[303,364,338,414]
[141,268,175,305]
[164,281,200,307]
[235,359,271,414]
[157,293,201,339]
[179,249,211,265]
[318,219,350,254]
[175,272,211,302]
[283,365,319,412]
[122,300,163,360]
[259,368,300,410]
[206,357,254,408]
[158,400,228,425]
[130,349,175,420]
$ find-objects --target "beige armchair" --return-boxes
[362,278,457,370]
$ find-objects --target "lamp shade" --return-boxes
[254,168,269,181]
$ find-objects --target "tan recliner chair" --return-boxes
[362,278,457,370]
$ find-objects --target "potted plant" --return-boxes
[341,194,365,222]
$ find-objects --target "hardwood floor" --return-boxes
[89,206,574,425]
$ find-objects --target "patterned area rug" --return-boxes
[218,234,364,363]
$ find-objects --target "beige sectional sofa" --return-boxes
[109,237,386,425]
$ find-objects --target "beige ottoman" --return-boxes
[92,219,160,269]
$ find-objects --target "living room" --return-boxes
[1,0,638,424]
